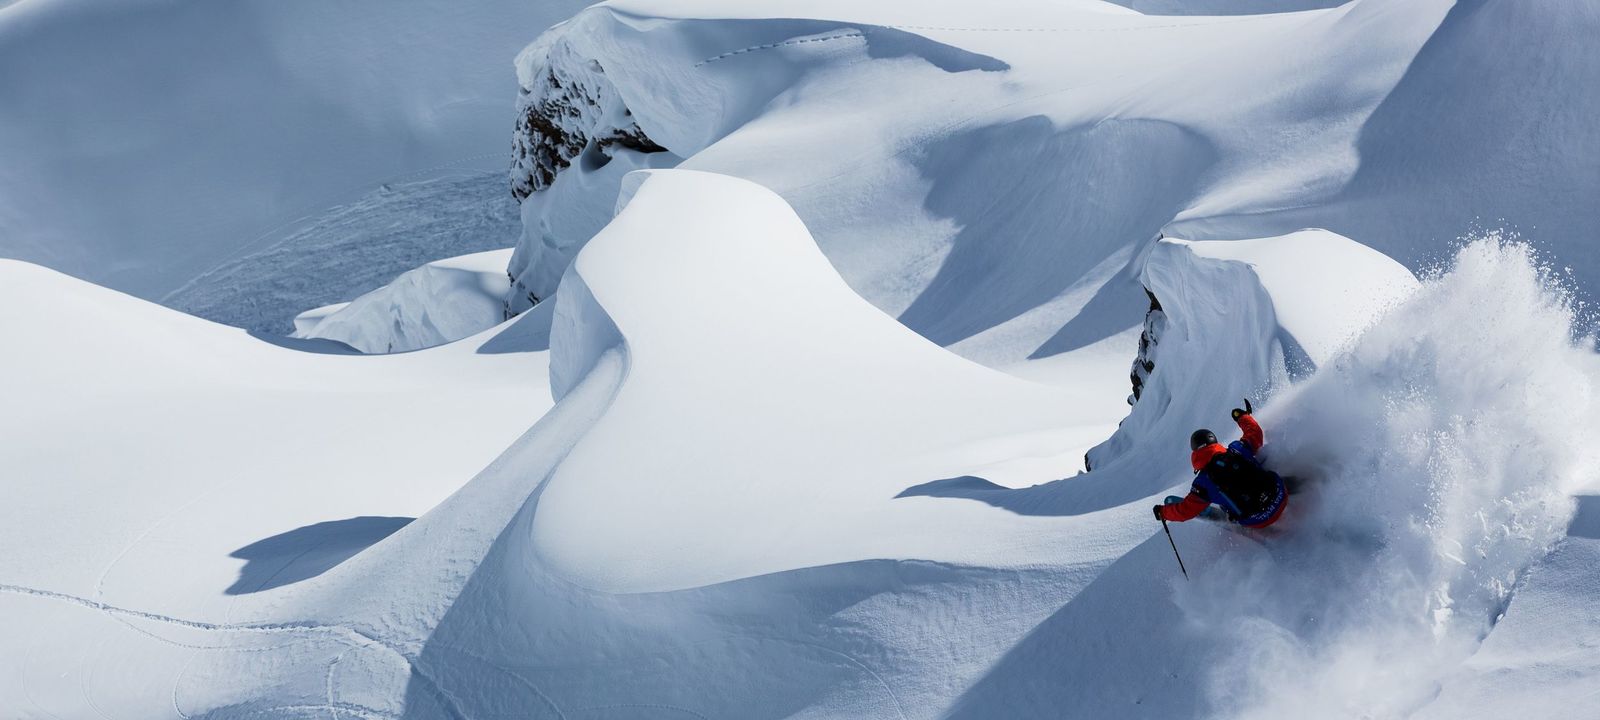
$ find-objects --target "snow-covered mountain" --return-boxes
[3,1,1599,718]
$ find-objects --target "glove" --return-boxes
[1153,504,1166,522]
[1231,397,1254,420]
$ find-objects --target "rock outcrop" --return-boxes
[1128,288,1165,405]
[506,36,677,314]
[510,45,666,201]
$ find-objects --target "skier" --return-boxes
[1153,398,1288,529]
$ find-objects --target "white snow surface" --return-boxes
[5,0,1600,717]
[6,169,1599,718]
[293,249,514,355]
[534,170,1116,592]
[505,0,1468,366]
[1180,230,1420,365]
[508,0,1600,372]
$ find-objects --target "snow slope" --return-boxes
[6,0,1600,717]
[504,0,1461,368]
[529,170,1124,592]
[506,0,1600,375]
[0,256,555,716]
[1167,0,1600,304]
[7,169,1594,718]
[1106,0,1347,13]
[0,168,1134,717]
[1173,240,1600,719]
[0,0,590,302]
[937,237,1600,720]
[167,172,521,336]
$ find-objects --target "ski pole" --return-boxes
[1160,517,1188,580]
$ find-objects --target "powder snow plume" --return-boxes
[1176,238,1600,719]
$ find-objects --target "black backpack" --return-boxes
[1205,450,1278,520]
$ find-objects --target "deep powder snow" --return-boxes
[1175,239,1598,718]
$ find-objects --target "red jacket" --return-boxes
[1160,413,1273,524]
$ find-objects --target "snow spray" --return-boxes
[1174,237,1599,719]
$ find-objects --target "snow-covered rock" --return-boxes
[1128,289,1164,406]
[510,43,668,201]
[505,26,686,313]
[292,248,514,354]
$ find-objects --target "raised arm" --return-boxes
[1232,398,1262,452]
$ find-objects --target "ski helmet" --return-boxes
[1189,428,1217,451]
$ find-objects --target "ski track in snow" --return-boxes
[0,582,480,720]
[165,170,521,335]
[692,16,1285,68]
[572,704,709,719]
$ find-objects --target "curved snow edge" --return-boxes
[1086,230,1417,483]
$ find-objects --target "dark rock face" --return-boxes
[1129,287,1164,405]
[510,59,666,201]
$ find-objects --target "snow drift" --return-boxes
[293,249,514,354]
[0,256,556,717]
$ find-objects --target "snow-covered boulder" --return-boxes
[291,248,514,354]
[505,18,686,313]
[1127,289,1164,405]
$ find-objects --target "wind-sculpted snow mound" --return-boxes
[292,249,514,354]
[276,169,1150,716]
[526,169,1114,592]
[504,0,1461,372]
[1174,239,1598,718]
